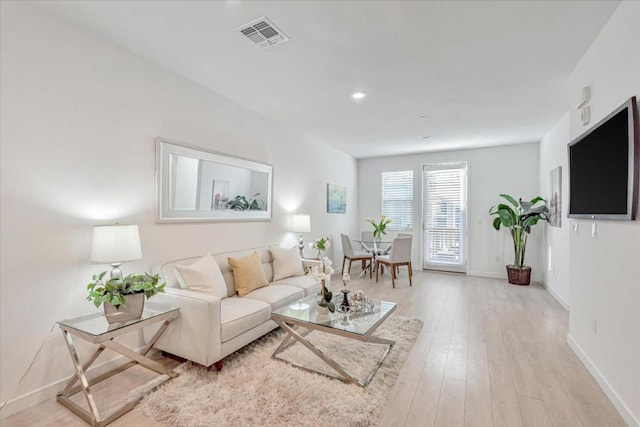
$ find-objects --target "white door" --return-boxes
[422,163,468,272]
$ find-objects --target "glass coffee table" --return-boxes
[271,294,396,387]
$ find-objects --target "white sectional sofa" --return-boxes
[149,247,320,368]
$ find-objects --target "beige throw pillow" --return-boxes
[228,252,268,297]
[174,252,228,298]
[270,246,304,281]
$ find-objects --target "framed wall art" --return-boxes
[326,183,346,214]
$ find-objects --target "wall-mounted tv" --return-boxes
[568,96,639,220]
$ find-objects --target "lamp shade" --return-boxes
[291,214,311,233]
[91,225,142,263]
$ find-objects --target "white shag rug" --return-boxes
[141,315,422,427]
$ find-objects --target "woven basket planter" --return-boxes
[506,265,532,286]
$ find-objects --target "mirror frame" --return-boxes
[155,137,273,223]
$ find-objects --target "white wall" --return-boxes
[565,2,639,425]
[0,2,358,415]
[358,143,542,279]
[539,113,571,309]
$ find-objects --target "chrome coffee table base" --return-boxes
[271,318,395,387]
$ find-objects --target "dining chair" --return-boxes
[340,234,372,278]
[393,233,413,275]
[375,236,412,288]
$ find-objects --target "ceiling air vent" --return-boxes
[236,16,289,48]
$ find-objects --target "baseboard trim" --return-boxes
[0,351,136,419]
[567,334,639,427]
[539,280,569,311]
[467,270,542,282]
[468,270,505,279]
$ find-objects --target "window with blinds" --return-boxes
[381,170,413,230]
[423,163,467,271]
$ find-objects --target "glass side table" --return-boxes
[56,302,179,426]
[301,258,322,274]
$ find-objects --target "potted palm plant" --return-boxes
[489,194,548,285]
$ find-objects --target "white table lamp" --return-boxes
[291,214,311,258]
[91,224,143,279]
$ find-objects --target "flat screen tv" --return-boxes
[568,96,639,220]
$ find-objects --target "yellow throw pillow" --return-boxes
[228,252,268,297]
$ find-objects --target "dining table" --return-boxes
[352,239,393,278]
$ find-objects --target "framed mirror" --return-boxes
[156,138,273,222]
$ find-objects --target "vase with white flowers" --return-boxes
[367,215,392,240]
[309,257,335,312]
[309,236,330,259]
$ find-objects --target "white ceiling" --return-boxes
[33,1,619,159]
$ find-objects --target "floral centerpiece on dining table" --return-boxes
[309,257,335,312]
[367,215,392,240]
[309,236,330,259]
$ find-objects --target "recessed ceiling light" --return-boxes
[419,115,428,119]
[422,136,431,139]
[351,92,367,100]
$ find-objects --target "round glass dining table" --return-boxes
[352,239,393,277]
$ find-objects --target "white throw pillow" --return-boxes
[270,246,304,281]
[174,252,227,298]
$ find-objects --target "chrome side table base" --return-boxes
[56,307,179,426]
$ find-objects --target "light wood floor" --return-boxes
[2,270,627,427]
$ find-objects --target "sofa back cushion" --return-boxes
[270,246,304,281]
[158,256,200,289]
[157,246,274,297]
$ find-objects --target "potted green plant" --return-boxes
[489,194,548,285]
[87,272,166,323]
[228,193,263,210]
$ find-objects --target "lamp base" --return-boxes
[298,234,305,258]
[110,263,123,280]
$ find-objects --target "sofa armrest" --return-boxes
[148,288,222,367]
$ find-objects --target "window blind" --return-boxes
[381,170,413,230]
[423,163,466,266]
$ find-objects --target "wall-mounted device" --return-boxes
[568,96,639,220]
[577,86,591,126]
